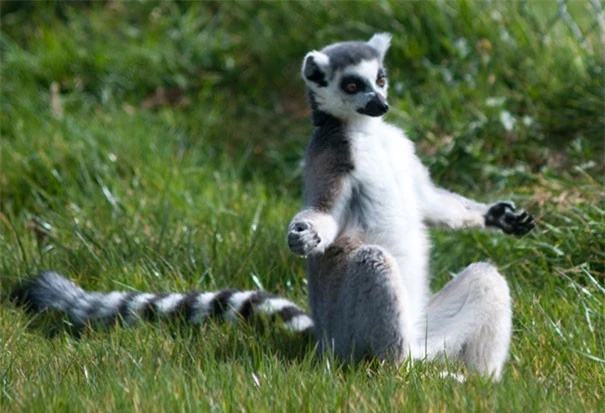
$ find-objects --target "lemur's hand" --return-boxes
[288,221,321,256]
[485,201,535,236]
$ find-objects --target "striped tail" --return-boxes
[10,271,314,333]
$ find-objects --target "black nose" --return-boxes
[358,95,389,117]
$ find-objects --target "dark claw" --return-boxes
[485,202,535,237]
[503,202,516,211]
[287,221,321,255]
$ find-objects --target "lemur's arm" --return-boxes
[414,160,535,236]
[288,143,353,256]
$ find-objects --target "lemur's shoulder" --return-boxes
[305,114,354,175]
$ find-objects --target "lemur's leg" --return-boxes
[417,262,512,380]
[309,237,411,363]
[343,245,413,362]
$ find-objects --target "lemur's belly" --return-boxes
[344,192,430,316]
[348,131,431,315]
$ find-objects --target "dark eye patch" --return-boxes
[340,75,368,94]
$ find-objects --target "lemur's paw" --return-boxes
[485,201,535,236]
[288,221,321,256]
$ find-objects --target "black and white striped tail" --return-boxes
[11,271,314,333]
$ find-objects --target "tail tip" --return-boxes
[9,271,69,312]
[9,275,40,311]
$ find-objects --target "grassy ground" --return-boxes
[1,1,603,411]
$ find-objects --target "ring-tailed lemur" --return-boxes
[10,33,533,381]
[287,33,534,381]
[10,271,314,333]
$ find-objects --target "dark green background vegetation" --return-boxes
[1,1,603,411]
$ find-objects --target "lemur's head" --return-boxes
[302,33,391,122]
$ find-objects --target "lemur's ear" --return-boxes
[302,51,331,87]
[368,33,392,61]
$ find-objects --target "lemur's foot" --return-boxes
[288,221,321,256]
[485,201,535,236]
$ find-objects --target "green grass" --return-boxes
[1,1,603,411]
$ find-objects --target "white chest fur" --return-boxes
[346,118,430,313]
[347,119,422,240]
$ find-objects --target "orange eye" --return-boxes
[346,83,357,93]
[376,77,386,87]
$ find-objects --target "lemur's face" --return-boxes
[302,33,391,121]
